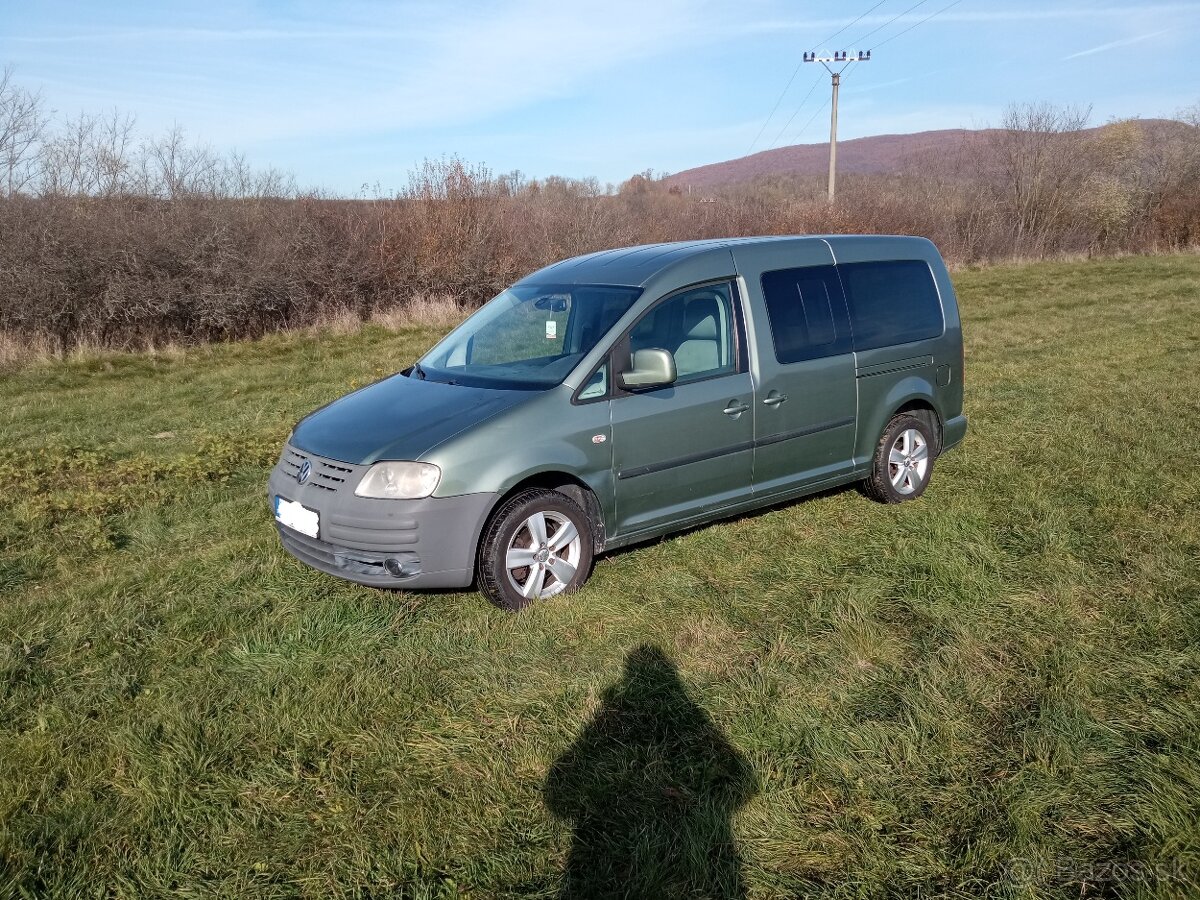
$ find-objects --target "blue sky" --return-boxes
[3,1,1198,194]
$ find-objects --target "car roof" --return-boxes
[517,235,931,287]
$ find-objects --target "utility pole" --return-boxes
[803,50,870,202]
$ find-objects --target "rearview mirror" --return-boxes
[619,348,677,390]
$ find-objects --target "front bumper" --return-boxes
[267,445,497,589]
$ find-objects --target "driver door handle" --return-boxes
[723,401,750,416]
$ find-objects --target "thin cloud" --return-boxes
[9,28,416,43]
[845,74,924,93]
[7,0,729,145]
[739,3,1200,36]
[1063,29,1172,60]
[189,0,722,144]
[22,4,1193,46]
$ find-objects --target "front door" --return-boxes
[610,282,754,535]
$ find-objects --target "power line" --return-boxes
[850,0,930,48]
[798,0,964,198]
[794,97,831,145]
[786,51,867,148]
[790,56,867,147]
[752,0,972,177]
[815,0,890,49]
[745,0,892,155]
[745,69,804,156]
[872,0,965,49]
[762,0,893,153]
[766,73,824,150]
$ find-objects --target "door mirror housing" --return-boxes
[619,348,677,390]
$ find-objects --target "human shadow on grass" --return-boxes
[544,645,757,899]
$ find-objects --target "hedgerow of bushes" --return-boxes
[1,76,1198,353]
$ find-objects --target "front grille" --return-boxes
[281,446,355,493]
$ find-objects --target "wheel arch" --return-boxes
[476,471,607,564]
[891,398,943,453]
[857,375,944,464]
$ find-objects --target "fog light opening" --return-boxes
[383,557,406,577]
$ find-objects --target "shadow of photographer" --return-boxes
[545,644,757,899]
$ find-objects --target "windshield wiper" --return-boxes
[411,363,427,380]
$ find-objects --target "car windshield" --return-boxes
[416,283,643,389]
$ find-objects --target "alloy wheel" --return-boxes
[504,510,583,601]
[888,428,929,495]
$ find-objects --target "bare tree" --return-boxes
[989,102,1092,253]
[92,109,137,197]
[0,65,49,195]
[250,164,296,199]
[142,124,221,198]
[38,111,99,196]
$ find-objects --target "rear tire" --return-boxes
[478,489,594,611]
[863,414,937,504]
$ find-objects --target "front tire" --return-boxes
[478,489,594,610]
[863,414,937,504]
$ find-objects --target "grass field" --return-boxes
[2,255,1199,898]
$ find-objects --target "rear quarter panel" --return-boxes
[822,236,964,465]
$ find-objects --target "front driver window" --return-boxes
[629,283,736,382]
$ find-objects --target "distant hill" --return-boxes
[663,121,1185,190]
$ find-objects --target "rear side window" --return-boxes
[760,265,852,364]
[838,260,944,351]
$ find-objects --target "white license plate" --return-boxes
[274,495,319,538]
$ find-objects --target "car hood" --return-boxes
[290,373,532,465]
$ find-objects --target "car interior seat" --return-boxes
[673,296,722,376]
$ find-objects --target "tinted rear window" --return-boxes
[760,265,852,363]
[838,260,944,351]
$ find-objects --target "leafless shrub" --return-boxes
[0,64,1197,357]
[987,103,1093,253]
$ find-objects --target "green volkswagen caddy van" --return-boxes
[269,236,966,608]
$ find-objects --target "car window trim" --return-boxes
[571,359,611,405]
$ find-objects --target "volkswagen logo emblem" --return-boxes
[297,459,312,485]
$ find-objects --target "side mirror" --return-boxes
[619,348,677,390]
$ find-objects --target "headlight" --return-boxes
[354,461,441,499]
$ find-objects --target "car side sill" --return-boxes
[602,470,866,552]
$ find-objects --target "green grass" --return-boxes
[2,255,1199,898]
